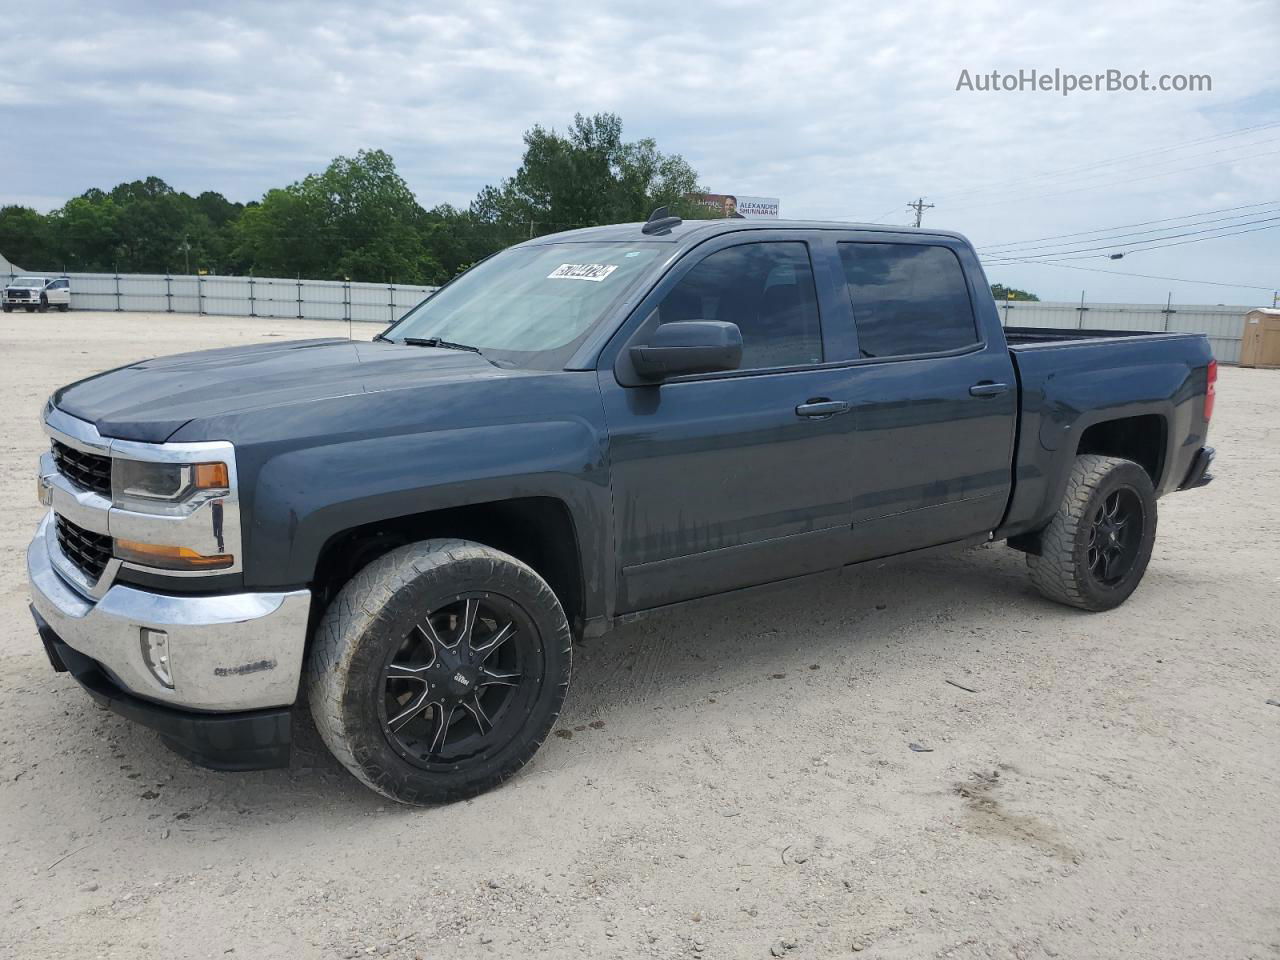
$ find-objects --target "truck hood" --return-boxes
[53,338,519,443]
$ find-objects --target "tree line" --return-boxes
[0,113,705,285]
[1,110,1037,300]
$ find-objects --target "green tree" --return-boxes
[0,205,54,269]
[990,283,1040,302]
[50,194,120,271]
[471,113,703,234]
[233,149,441,283]
[0,116,704,282]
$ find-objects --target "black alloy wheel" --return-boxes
[1085,488,1143,586]
[378,593,538,769]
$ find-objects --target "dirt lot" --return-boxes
[0,312,1276,960]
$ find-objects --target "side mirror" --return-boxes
[629,321,743,380]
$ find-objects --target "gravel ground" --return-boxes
[0,312,1276,960]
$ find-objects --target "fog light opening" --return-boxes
[140,628,174,688]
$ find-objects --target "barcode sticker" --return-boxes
[547,263,618,282]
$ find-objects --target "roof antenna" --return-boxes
[641,206,683,235]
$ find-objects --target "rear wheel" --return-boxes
[307,539,572,804]
[57,303,69,312]
[1026,454,1157,611]
[24,306,34,313]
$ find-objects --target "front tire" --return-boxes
[1026,454,1157,611]
[307,539,572,804]
[37,295,48,313]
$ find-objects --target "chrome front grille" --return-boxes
[52,440,112,496]
[55,514,112,582]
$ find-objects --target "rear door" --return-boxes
[830,237,1017,560]
[598,234,856,612]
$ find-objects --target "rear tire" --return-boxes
[307,539,572,805]
[24,306,34,313]
[1026,454,1157,611]
[57,303,69,312]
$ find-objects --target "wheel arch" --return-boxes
[309,496,588,638]
[1075,413,1168,488]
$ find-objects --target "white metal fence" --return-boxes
[4,270,439,325]
[997,299,1249,363]
[3,267,1257,361]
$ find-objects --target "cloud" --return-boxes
[2,0,1278,302]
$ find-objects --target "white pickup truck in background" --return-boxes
[3,276,71,313]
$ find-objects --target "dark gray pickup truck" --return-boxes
[28,214,1216,804]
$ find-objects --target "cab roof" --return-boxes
[523,218,971,247]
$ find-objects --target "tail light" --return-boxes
[1204,360,1217,422]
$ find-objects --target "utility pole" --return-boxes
[907,197,934,228]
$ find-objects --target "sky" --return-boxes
[2,0,1278,305]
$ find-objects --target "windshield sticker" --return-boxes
[547,263,618,282]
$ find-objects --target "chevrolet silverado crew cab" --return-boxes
[5,275,71,312]
[27,213,1217,805]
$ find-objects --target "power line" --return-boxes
[939,132,1280,203]
[934,120,1280,204]
[981,214,1280,260]
[1054,220,1280,259]
[979,257,1275,292]
[976,199,1280,252]
[943,147,1280,213]
[986,221,1280,269]
[860,205,904,224]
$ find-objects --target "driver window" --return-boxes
[656,242,822,369]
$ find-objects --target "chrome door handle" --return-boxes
[795,399,850,419]
[969,382,1011,398]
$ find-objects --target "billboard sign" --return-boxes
[692,193,781,219]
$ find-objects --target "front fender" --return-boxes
[245,419,611,597]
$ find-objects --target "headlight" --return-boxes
[112,459,229,507]
[109,458,236,572]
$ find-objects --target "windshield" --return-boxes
[11,277,45,287]
[386,242,661,369]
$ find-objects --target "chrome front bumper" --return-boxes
[28,512,311,711]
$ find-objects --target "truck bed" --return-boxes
[1004,326,1195,347]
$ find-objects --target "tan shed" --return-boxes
[1240,309,1280,369]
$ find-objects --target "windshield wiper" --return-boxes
[372,333,393,343]
[401,336,483,354]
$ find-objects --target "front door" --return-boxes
[599,237,855,612]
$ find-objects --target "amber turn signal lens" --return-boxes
[193,462,229,489]
[114,538,234,571]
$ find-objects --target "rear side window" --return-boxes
[657,242,822,369]
[837,243,978,358]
